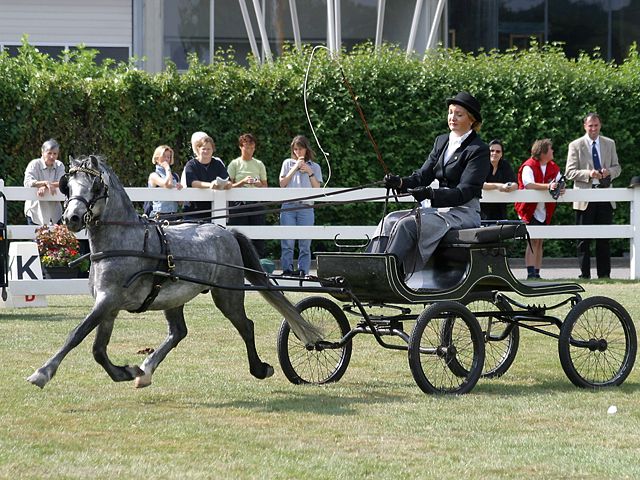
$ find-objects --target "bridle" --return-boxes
[60,162,109,226]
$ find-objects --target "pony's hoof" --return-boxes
[258,364,274,379]
[26,370,48,389]
[134,372,152,388]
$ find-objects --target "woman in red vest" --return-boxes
[515,139,565,279]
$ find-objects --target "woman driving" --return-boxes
[379,91,490,275]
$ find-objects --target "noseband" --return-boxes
[62,165,109,226]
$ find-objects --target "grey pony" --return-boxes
[27,155,320,389]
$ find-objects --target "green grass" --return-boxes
[1,284,639,479]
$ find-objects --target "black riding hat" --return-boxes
[446,91,482,123]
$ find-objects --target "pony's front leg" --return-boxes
[134,306,188,388]
[26,302,112,388]
[93,315,144,382]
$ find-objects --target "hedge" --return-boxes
[2,39,639,257]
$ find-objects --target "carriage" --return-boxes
[273,222,637,395]
[25,156,637,395]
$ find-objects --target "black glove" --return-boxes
[407,186,433,202]
[383,174,402,190]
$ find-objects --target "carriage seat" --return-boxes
[439,222,528,247]
[403,223,528,292]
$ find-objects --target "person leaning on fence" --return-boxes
[23,139,66,225]
[226,133,268,257]
[565,113,621,279]
[514,139,565,280]
[147,145,183,218]
[182,134,231,220]
[481,139,517,221]
[180,131,226,186]
[379,91,490,277]
[278,135,323,276]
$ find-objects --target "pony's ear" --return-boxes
[69,156,81,167]
[59,174,69,197]
[89,155,100,170]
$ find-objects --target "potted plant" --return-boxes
[35,224,88,278]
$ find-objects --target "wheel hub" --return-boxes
[437,344,457,358]
[587,338,608,352]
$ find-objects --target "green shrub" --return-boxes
[2,39,639,257]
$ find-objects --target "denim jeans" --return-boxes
[280,203,314,274]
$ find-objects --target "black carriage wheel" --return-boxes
[408,301,485,395]
[462,292,519,378]
[277,296,352,385]
[558,296,637,388]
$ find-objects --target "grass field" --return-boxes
[1,283,639,479]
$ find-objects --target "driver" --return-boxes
[379,91,490,275]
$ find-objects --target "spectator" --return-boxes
[23,139,66,225]
[279,135,322,276]
[514,139,565,280]
[227,133,268,257]
[182,135,231,220]
[147,145,183,218]
[181,131,224,186]
[565,113,621,279]
[379,91,490,275]
[481,139,517,221]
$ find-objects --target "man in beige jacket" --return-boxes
[565,113,621,279]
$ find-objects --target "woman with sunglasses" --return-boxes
[481,139,517,221]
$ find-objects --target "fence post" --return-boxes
[631,184,640,280]
[213,189,227,226]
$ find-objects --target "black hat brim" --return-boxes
[446,98,482,123]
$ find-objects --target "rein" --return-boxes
[149,183,413,224]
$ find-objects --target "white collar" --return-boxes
[585,134,600,146]
[449,130,472,146]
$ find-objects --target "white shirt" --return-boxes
[23,157,66,225]
[522,164,562,223]
[444,130,472,165]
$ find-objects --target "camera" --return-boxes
[549,175,565,200]
[598,172,611,188]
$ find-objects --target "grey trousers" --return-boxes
[379,198,481,270]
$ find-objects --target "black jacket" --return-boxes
[400,131,490,208]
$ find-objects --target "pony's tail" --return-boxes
[230,230,322,345]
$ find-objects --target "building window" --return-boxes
[164,0,211,70]
[164,0,424,67]
[447,0,640,63]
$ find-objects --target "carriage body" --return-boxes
[276,223,636,395]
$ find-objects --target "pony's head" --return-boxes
[61,155,110,231]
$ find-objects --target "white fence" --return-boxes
[2,180,640,298]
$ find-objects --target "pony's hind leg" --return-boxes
[212,289,274,380]
[92,315,144,382]
[134,305,188,388]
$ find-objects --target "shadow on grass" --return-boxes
[475,377,640,396]
[225,389,409,415]
[140,386,408,415]
[0,310,77,322]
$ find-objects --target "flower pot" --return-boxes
[44,266,80,279]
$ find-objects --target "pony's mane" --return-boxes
[75,155,126,196]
